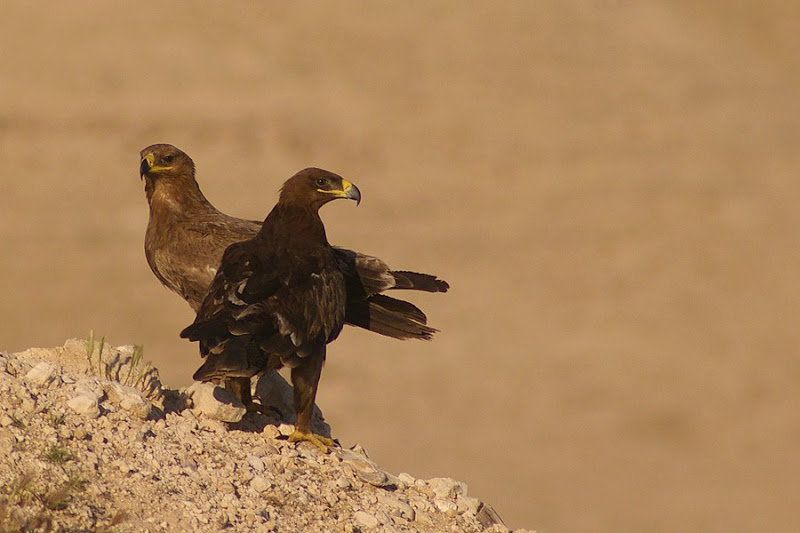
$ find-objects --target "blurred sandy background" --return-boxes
[2,2,799,531]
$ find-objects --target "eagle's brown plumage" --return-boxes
[181,168,361,451]
[139,144,448,410]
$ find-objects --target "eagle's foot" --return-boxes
[288,430,336,453]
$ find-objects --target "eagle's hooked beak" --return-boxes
[139,153,155,179]
[341,179,361,206]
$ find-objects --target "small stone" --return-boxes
[250,476,270,492]
[67,393,101,418]
[261,442,279,455]
[104,381,152,419]
[353,510,379,529]
[410,496,433,512]
[20,395,36,413]
[246,454,265,473]
[338,449,394,488]
[476,502,506,528]
[277,423,294,437]
[24,361,57,386]
[457,495,482,515]
[262,425,281,439]
[186,382,246,423]
[431,477,467,500]
[378,494,415,521]
[434,498,459,515]
[0,429,15,454]
[335,475,351,489]
[5,358,30,377]
[398,472,416,485]
[354,467,391,488]
[218,482,236,494]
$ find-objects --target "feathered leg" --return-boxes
[288,348,335,453]
[224,377,275,416]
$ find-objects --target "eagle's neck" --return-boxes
[258,203,328,248]
[145,175,218,218]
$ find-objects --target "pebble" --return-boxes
[24,361,58,387]
[378,493,415,521]
[398,472,416,485]
[67,393,101,418]
[277,423,295,437]
[476,503,506,528]
[186,382,246,423]
[262,424,281,439]
[250,475,270,492]
[0,429,15,454]
[431,477,467,500]
[246,454,265,472]
[434,498,459,515]
[104,381,152,419]
[354,510,380,528]
[458,495,482,515]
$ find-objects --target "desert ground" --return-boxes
[1,2,799,531]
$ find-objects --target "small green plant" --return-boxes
[86,331,155,395]
[0,473,52,531]
[123,344,153,389]
[47,412,66,428]
[36,473,86,513]
[10,472,35,499]
[42,486,70,511]
[9,415,24,429]
[86,330,107,376]
[42,445,72,464]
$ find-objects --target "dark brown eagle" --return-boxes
[180,168,359,451]
[139,144,448,412]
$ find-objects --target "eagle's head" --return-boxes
[139,144,195,181]
[279,168,361,209]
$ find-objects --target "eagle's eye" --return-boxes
[163,155,175,164]
[315,177,328,188]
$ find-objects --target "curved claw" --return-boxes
[288,430,336,453]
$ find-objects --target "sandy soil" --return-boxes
[1,2,799,531]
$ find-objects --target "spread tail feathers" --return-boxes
[390,271,450,293]
[347,294,439,340]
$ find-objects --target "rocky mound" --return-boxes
[0,339,529,532]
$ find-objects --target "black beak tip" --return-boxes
[351,184,362,206]
[139,159,150,179]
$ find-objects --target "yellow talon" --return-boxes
[288,430,336,453]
